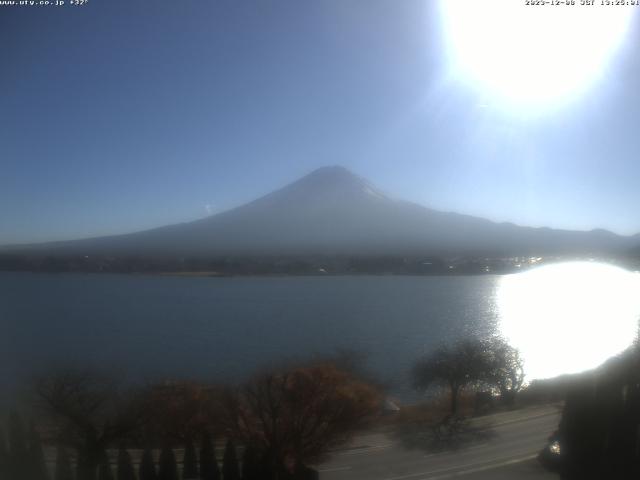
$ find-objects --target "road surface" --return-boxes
[319,404,562,480]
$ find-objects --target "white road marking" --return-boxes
[318,466,353,473]
[335,444,393,456]
[489,411,559,428]
[426,454,538,479]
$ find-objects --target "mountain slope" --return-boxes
[5,166,639,257]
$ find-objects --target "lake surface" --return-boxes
[0,272,500,400]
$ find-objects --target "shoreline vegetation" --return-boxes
[1,253,638,276]
[2,358,383,480]
[2,335,628,479]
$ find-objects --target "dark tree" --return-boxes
[97,465,110,480]
[485,337,525,405]
[28,423,49,480]
[37,370,149,480]
[222,439,240,480]
[139,448,157,480]
[291,463,319,480]
[97,465,113,480]
[144,382,223,444]
[0,427,8,480]
[157,445,179,480]
[199,432,220,480]
[116,447,136,480]
[225,363,380,475]
[413,340,490,415]
[240,445,262,480]
[54,446,74,480]
[182,439,198,479]
[97,455,114,480]
[540,348,640,479]
[8,411,29,479]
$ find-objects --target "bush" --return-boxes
[8,411,29,479]
[54,446,73,480]
[222,439,239,480]
[241,445,262,480]
[116,447,136,480]
[97,447,114,480]
[139,448,157,480]
[182,439,198,479]
[28,423,49,480]
[157,445,178,480]
[0,428,7,480]
[199,432,220,480]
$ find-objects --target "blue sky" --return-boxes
[2,0,640,244]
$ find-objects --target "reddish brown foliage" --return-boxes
[225,363,381,469]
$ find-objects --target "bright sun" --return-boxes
[439,0,633,107]
[497,262,640,381]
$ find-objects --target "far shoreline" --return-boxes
[1,254,637,277]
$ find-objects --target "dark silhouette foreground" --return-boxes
[1,359,380,480]
[540,347,640,479]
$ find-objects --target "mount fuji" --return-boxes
[4,166,639,257]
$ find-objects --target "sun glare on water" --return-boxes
[497,262,640,380]
[439,0,634,108]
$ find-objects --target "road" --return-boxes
[319,404,562,480]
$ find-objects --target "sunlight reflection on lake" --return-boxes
[497,262,640,381]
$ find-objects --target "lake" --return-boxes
[5,264,638,402]
[0,272,500,401]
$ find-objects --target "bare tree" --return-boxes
[413,338,526,414]
[143,381,224,444]
[413,340,490,416]
[225,362,381,478]
[484,337,525,405]
[36,370,149,480]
